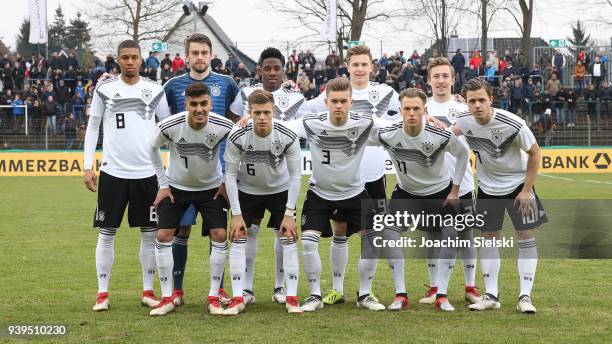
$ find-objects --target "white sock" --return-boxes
[458,230,477,287]
[437,228,458,296]
[96,228,116,293]
[273,233,284,289]
[330,235,348,293]
[518,238,538,297]
[426,231,442,288]
[358,232,379,297]
[229,238,247,298]
[301,232,322,296]
[384,228,405,294]
[280,236,299,297]
[209,241,228,297]
[244,224,259,292]
[155,240,173,298]
[480,239,500,298]
[140,228,157,291]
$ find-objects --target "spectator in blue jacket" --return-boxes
[145,51,160,81]
[12,93,24,131]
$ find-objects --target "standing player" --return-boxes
[163,33,240,306]
[224,89,303,315]
[370,88,470,311]
[307,45,400,305]
[289,78,386,312]
[229,47,313,305]
[84,40,170,311]
[149,82,233,316]
[422,57,480,305]
[452,78,546,313]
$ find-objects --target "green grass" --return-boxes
[1,174,611,343]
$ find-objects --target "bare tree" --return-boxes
[501,0,534,65]
[401,0,470,56]
[265,0,400,60]
[88,0,184,45]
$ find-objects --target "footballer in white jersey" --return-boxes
[229,48,315,306]
[370,88,471,311]
[453,78,546,314]
[84,41,170,313]
[224,89,303,314]
[288,77,387,312]
[417,57,481,306]
[149,82,232,316]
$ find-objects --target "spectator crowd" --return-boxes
[0,45,609,150]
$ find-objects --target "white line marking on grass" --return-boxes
[539,173,573,181]
[539,173,612,186]
[584,180,612,185]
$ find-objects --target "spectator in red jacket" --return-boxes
[171,53,186,73]
[469,50,483,75]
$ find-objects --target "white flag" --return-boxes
[320,0,336,42]
[29,0,48,44]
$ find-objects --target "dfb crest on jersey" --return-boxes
[491,129,503,145]
[142,88,153,102]
[421,141,434,155]
[97,210,106,222]
[205,133,218,148]
[271,140,284,156]
[369,88,380,103]
[347,127,359,140]
[210,84,222,97]
[278,96,290,109]
[448,108,459,120]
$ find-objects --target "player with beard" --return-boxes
[163,33,240,307]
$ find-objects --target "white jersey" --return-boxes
[230,85,311,120]
[309,82,401,182]
[151,112,233,191]
[288,111,383,201]
[373,121,469,196]
[224,119,302,214]
[455,108,537,196]
[89,76,170,178]
[426,98,475,196]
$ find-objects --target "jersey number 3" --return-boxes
[116,113,125,129]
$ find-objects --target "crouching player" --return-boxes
[148,82,234,316]
[370,88,471,311]
[224,89,304,315]
[453,78,547,313]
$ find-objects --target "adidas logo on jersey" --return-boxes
[320,130,328,136]
[466,130,474,136]
[395,142,403,148]
[247,144,254,151]
[178,138,187,143]
[114,93,121,98]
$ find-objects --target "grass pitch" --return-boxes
[1,174,611,343]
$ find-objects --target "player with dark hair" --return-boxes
[84,39,170,312]
[149,82,233,316]
[163,33,240,306]
[453,78,547,313]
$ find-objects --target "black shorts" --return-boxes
[331,176,387,223]
[301,189,369,237]
[156,186,229,236]
[93,171,157,228]
[388,183,462,232]
[476,184,548,231]
[239,190,287,230]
